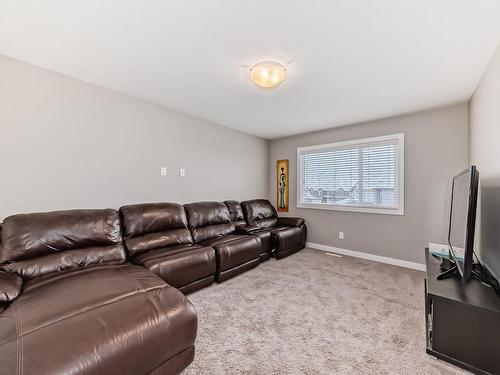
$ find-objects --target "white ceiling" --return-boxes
[1,1,500,139]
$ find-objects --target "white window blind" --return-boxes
[297,134,404,215]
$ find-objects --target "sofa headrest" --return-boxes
[241,199,278,229]
[120,203,189,237]
[119,203,193,256]
[184,202,231,228]
[0,209,126,279]
[223,200,245,223]
[184,202,234,243]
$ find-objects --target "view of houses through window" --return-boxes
[298,134,404,214]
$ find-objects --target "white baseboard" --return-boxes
[306,242,426,271]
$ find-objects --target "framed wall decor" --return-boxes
[276,159,289,212]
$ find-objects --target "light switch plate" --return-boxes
[160,167,167,176]
[179,168,186,177]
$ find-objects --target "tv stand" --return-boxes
[425,248,500,375]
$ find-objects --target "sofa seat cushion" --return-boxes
[0,264,197,375]
[211,236,261,272]
[131,244,216,289]
[198,234,247,247]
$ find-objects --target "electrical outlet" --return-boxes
[160,167,167,176]
[339,231,344,239]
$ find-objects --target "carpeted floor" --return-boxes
[184,248,469,375]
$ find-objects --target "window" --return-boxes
[297,133,404,215]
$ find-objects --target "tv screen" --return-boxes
[448,166,479,282]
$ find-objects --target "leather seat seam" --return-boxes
[133,246,206,264]
[0,284,167,344]
[22,264,128,292]
[15,303,23,375]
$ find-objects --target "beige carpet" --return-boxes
[184,248,469,375]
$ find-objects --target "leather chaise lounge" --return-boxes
[0,209,197,375]
[240,199,307,260]
[0,199,306,375]
[120,202,216,294]
[184,202,261,282]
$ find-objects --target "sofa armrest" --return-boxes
[235,225,260,234]
[0,271,23,307]
[277,217,305,227]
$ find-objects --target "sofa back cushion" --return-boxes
[241,199,278,229]
[223,200,246,227]
[0,209,126,279]
[119,203,193,257]
[184,202,234,243]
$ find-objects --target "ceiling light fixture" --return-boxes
[249,61,286,89]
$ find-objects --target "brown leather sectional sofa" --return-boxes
[0,199,306,375]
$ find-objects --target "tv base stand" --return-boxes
[436,257,458,280]
[435,256,498,288]
[425,248,500,375]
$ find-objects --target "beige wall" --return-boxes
[469,43,500,280]
[0,55,269,219]
[269,104,469,264]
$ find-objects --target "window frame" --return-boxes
[296,133,405,215]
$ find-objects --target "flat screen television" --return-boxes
[448,165,479,282]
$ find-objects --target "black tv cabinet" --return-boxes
[424,248,500,374]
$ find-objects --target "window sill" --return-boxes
[296,202,405,216]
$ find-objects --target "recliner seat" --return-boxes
[184,201,261,282]
[0,209,197,375]
[120,202,216,294]
[240,199,307,259]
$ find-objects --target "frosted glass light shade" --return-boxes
[249,61,286,89]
